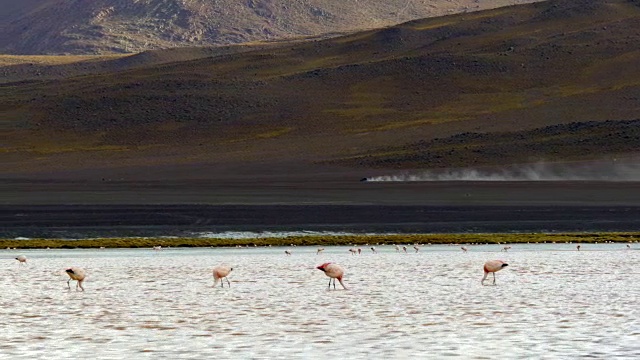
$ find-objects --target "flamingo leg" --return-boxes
[78,281,84,291]
[226,277,231,287]
[328,278,332,289]
[67,279,71,289]
[338,278,348,290]
[481,272,488,285]
[492,272,496,285]
[333,278,336,289]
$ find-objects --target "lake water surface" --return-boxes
[1,244,639,359]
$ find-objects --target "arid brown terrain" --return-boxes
[1,0,640,215]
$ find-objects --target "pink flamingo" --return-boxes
[65,267,86,291]
[15,255,27,265]
[576,245,581,251]
[481,260,508,285]
[212,265,233,287]
[461,246,468,253]
[316,263,347,290]
[285,250,292,256]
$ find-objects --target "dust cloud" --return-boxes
[364,158,640,182]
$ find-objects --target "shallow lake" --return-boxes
[1,244,639,358]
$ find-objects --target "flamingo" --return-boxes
[502,246,511,252]
[627,244,631,250]
[395,245,400,252]
[481,260,508,285]
[316,263,347,290]
[358,248,362,255]
[402,246,407,253]
[370,247,377,253]
[413,246,419,253]
[349,248,358,255]
[576,245,581,251]
[285,250,292,256]
[317,248,325,255]
[153,246,162,251]
[461,246,468,253]
[212,265,233,287]
[15,255,27,265]
[65,267,86,291]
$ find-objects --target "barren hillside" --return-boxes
[2,0,639,180]
[2,0,539,54]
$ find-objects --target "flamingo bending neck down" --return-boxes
[15,255,27,265]
[316,263,347,290]
[481,260,508,285]
[65,267,86,291]
[213,265,233,287]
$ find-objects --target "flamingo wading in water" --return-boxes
[15,255,27,265]
[316,263,347,290]
[65,267,86,291]
[481,260,508,286]
[213,265,233,287]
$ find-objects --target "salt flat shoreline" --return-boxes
[1,232,638,249]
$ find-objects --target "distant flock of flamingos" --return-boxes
[12,243,634,291]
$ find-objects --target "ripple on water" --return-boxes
[0,245,638,358]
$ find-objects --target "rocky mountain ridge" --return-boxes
[2,0,539,54]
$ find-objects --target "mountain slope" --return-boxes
[1,0,539,54]
[2,0,640,177]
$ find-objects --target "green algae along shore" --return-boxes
[2,233,638,249]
